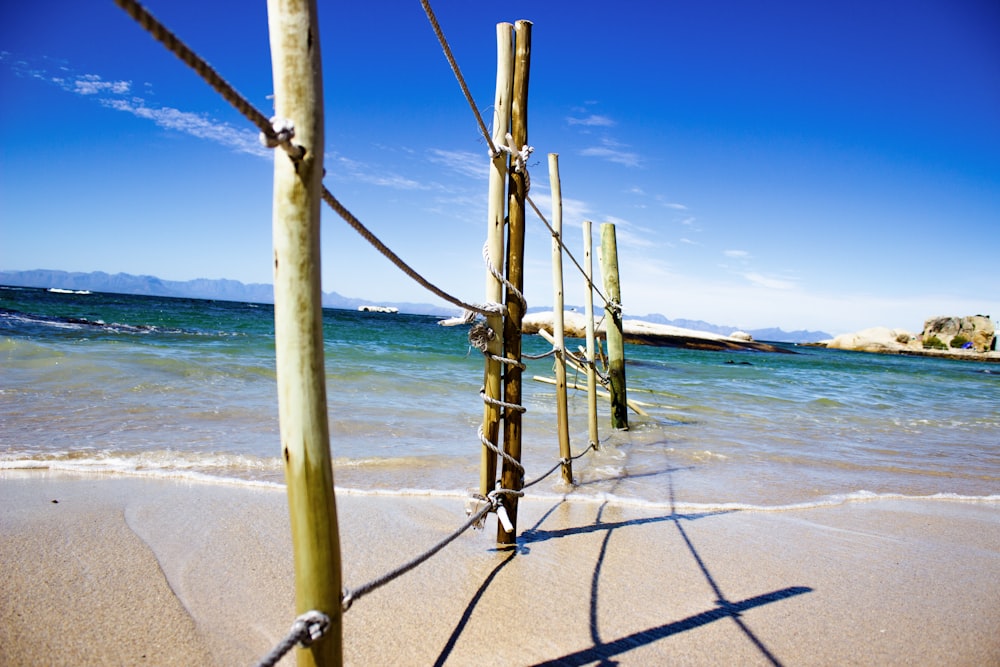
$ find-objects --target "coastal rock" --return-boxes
[522,311,790,353]
[824,315,999,361]
[922,315,995,352]
[826,327,915,353]
[730,331,753,342]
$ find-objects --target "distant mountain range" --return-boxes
[0,269,831,343]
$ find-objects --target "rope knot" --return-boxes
[260,117,295,148]
[293,610,331,647]
[468,322,495,352]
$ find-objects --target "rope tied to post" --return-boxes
[254,610,331,667]
[258,117,304,159]
[491,132,534,193]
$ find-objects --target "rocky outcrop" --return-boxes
[823,315,998,361]
[522,311,792,353]
[826,327,917,353]
[922,315,995,353]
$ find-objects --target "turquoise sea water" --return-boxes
[2,285,998,510]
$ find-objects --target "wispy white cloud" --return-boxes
[427,148,488,180]
[102,97,268,157]
[567,114,616,127]
[70,73,131,96]
[724,249,750,258]
[334,156,425,190]
[664,202,688,210]
[580,138,640,167]
[743,272,796,290]
[6,55,270,158]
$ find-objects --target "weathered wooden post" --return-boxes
[548,153,572,483]
[498,19,532,546]
[582,220,600,449]
[600,222,629,430]
[267,0,341,664]
[479,23,514,502]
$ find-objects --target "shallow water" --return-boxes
[2,285,998,509]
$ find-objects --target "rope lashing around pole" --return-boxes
[468,323,526,370]
[482,241,526,312]
[477,423,525,479]
[254,610,331,667]
[492,132,534,193]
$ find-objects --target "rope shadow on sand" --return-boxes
[528,472,812,667]
[435,464,812,666]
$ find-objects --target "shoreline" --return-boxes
[800,341,1000,363]
[3,471,998,665]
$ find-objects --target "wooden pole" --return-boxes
[548,153,572,484]
[582,220,600,449]
[479,23,514,500]
[531,375,652,416]
[498,19,531,547]
[537,328,650,417]
[600,222,629,430]
[266,0,341,664]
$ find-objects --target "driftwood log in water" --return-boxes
[522,311,793,354]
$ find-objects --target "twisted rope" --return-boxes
[521,442,597,490]
[418,0,498,157]
[321,188,499,318]
[525,197,614,312]
[477,424,525,477]
[482,241,526,313]
[114,0,303,160]
[255,611,331,667]
[116,0,496,319]
[340,486,520,613]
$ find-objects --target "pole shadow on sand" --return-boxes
[433,460,812,666]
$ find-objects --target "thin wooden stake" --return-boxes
[531,375,652,416]
[537,328,649,417]
[479,23,514,500]
[548,153,572,484]
[498,19,532,547]
[600,222,629,430]
[267,0,341,664]
[582,220,600,449]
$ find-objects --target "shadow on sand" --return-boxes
[434,465,812,666]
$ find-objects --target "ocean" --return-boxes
[2,285,998,511]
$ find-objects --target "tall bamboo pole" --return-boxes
[600,222,629,431]
[480,23,514,500]
[267,0,341,664]
[582,220,600,449]
[548,153,572,483]
[498,19,531,546]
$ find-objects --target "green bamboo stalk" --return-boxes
[548,153,572,483]
[480,23,514,500]
[582,220,600,449]
[498,19,532,547]
[600,222,629,431]
[266,0,341,664]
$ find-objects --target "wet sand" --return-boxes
[1,471,998,666]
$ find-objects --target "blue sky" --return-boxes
[2,1,998,334]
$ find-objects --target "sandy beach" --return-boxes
[1,471,998,666]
